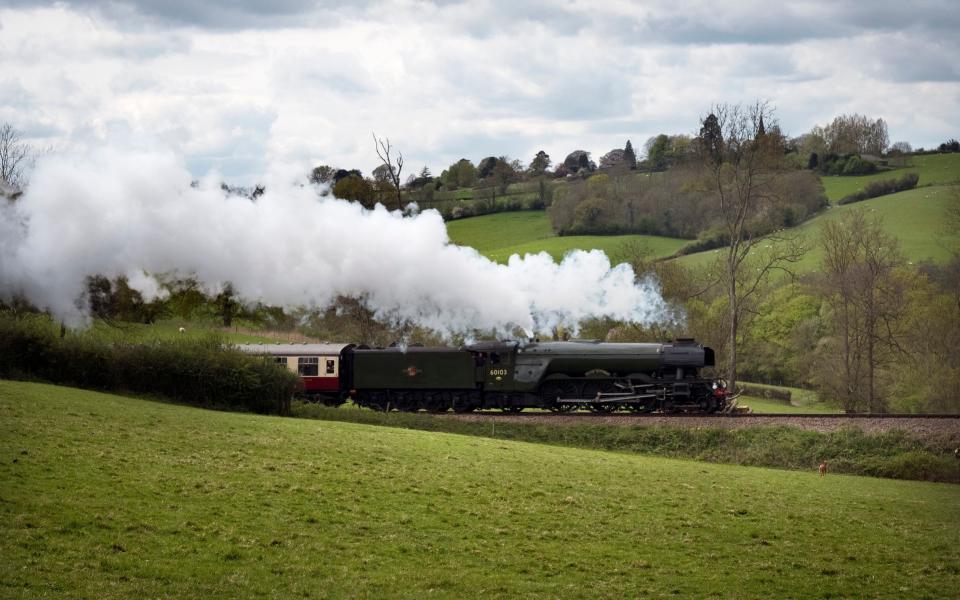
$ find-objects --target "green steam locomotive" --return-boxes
[240,338,725,413]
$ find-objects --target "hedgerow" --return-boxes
[837,172,920,205]
[0,314,299,414]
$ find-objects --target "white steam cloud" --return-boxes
[0,147,672,336]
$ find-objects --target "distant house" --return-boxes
[0,180,22,200]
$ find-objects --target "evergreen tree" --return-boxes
[698,114,724,166]
[623,140,637,170]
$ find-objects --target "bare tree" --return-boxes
[818,210,908,412]
[0,123,32,189]
[697,101,806,392]
[373,133,404,210]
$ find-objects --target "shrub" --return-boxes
[821,153,878,176]
[676,227,729,256]
[0,315,300,414]
[841,155,878,175]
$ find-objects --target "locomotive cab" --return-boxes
[465,341,519,392]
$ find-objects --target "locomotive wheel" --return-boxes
[452,394,476,413]
[424,393,450,413]
[582,380,617,413]
[541,381,580,412]
[367,392,389,412]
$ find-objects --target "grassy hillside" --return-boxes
[821,153,960,202]
[677,184,957,272]
[445,154,958,268]
[447,211,687,264]
[3,380,958,598]
[17,313,299,345]
[737,382,833,414]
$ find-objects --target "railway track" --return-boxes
[463,411,960,419]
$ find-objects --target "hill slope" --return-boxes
[677,184,957,272]
[446,211,687,264]
[820,153,960,202]
[444,154,959,268]
[2,380,958,598]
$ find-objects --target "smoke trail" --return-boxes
[0,147,672,335]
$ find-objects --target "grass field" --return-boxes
[677,184,957,272]
[444,154,958,270]
[446,211,688,264]
[2,380,958,598]
[739,396,833,414]
[17,313,293,345]
[820,153,960,202]
[737,382,833,414]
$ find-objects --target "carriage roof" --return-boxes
[235,343,352,356]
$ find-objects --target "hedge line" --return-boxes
[838,172,920,205]
[0,316,300,414]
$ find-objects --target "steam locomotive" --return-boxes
[237,338,727,414]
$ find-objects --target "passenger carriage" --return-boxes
[235,343,352,405]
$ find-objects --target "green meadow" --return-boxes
[820,153,960,202]
[446,211,687,264]
[445,154,959,271]
[17,313,291,345]
[676,184,957,272]
[2,380,958,598]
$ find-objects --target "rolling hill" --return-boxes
[820,153,960,202]
[445,154,959,272]
[2,380,958,598]
[676,184,956,272]
[446,211,687,264]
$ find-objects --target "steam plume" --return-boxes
[0,147,672,336]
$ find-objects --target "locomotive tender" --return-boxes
[238,338,727,414]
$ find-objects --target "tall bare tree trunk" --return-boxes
[727,250,738,391]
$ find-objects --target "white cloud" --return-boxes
[0,1,957,184]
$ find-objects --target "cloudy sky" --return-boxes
[1,0,958,184]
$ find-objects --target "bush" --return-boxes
[675,227,729,256]
[821,153,878,176]
[841,155,878,175]
[838,172,920,205]
[0,315,300,414]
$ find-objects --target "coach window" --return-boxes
[325,359,336,375]
[274,356,287,367]
[298,357,319,376]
